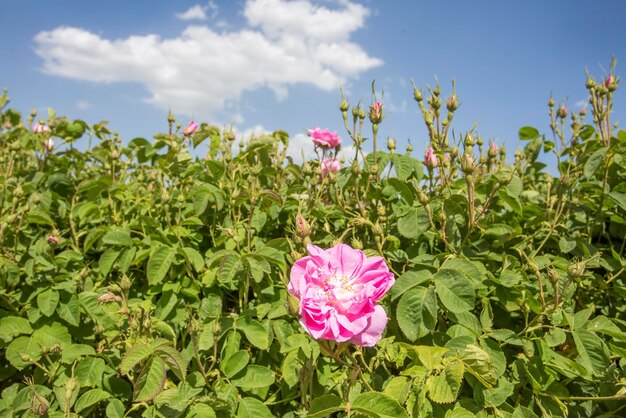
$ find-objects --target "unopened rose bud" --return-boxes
[33,121,50,134]
[339,97,349,112]
[567,261,585,278]
[167,111,176,124]
[464,133,474,147]
[111,149,119,159]
[558,105,568,119]
[548,97,555,107]
[446,95,458,112]
[183,121,198,136]
[369,101,383,124]
[462,153,474,174]
[98,292,120,304]
[586,76,596,89]
[488,141,498,158]
[413,87,423,102]
[120,274,132,291]
[424,146,438,169]
[47,235,59,245]
[295,213,311,238]
[406,143,413,153]
[579,106,587,117]
[387,137,396,152]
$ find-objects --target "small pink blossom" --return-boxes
[288,244,395,347]
[425,147,438,169]
[488,141,497,158]
[47,235,59,245]
[605,75,614,88]
[183,121,198,136]
[33,122,50,134]
[321,157,341,177]
[307,128,342,149]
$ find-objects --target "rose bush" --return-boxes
[0,61,625,417]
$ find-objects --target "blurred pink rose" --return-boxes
[425,146,438,168]
[183,121,198,136]
[307,128,341,149]
[321,157,341,177]
[44,138,54,151]
[33,122,50,134]
[288,244,395,347]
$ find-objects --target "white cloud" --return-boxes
[176,5,208,21]
[34,0,382,119]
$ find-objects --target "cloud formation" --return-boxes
[34,0,382,118]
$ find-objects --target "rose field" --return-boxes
[1,63,626,418]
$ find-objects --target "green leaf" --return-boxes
[572,330,610,376]
[426,359,465,404]
[387,178,415,205]
[390,270,432,301]
[62,344,96,363]
[56,293,80,327]
[26,210,54,226]
[396,286,438,341]
[307,395,344,418]
[74,389,110,413]
[351,391,409,418]
[37,288,60,317]
[237,397,273,418]
[397,207,430,239]
[147,246,176,285]
[99,248,120,276]
[237,317,270,349]
[0,316,33,341]
[413,346,450,370]
[519,126,539,140]
[101,228,133,247]
[76,357,106,387]
[105,399,125,418]
[434,269,476,313]
[281,350,301,388]
[5,336,41,369]
[134,356,167,402]
[583,146,608,178]
[462,344,497,385]
[608,191,626,212]
[183,247,205,272]
[120,342,153,375]
[154,344,187,381]
[558,237,577,253]
[32,322,72,351]
[230,365,275,389]
[220,350,250,378]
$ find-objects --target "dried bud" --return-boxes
[47,235,59,245]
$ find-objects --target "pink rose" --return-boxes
[307,128,341,149]
[289,244,395,347]
[183,120,198,136]
[321,157,341,177]
[44,138,54,151]
[33,122,50,134]
[425,146,438,168]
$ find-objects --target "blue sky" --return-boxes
[2,0,626,164]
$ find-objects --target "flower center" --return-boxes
[324,275,353,293]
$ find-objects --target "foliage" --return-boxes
[0,61,626,417]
